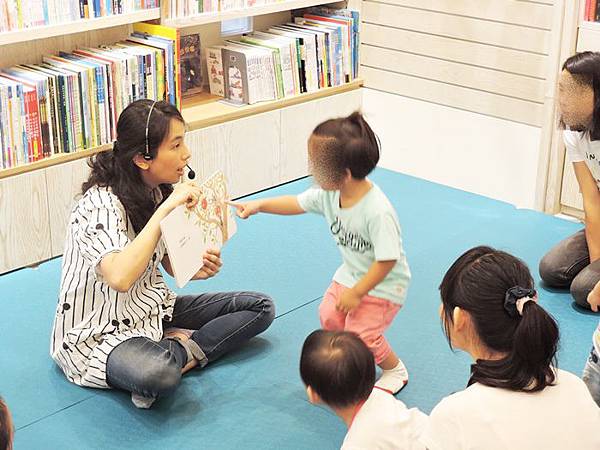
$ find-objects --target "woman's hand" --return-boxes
[162,182,202,213]
[193,248,222,280]
[227,200,262,219]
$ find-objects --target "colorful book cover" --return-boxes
[206,46,225,97]
[180,33,203,98]
[221,47,249,104]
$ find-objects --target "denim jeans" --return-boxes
[583,347,600,407]
[539,229,600,309]
[106,292,275,399]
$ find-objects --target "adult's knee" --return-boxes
[539,251,572,288]
[255,294,276,331]
[570,271,598,310]
[137,362,182,397]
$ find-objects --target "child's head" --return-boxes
[439,246,559,393]
[308,111,379,190]
[0,397,13,450]
[300,330,374,409]
[559,52,598,136]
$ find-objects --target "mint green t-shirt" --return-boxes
[297,183,411,304]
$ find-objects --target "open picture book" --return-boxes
[160,171,237,288]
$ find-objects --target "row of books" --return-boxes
[206,7,359,105]
[0,22,186,170]
[0,0,158,33]
[165,0,282,19]
[0,7,358,170]
[584,0,600,22]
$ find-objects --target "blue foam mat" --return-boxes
[1,168,596,449]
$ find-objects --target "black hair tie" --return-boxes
[504,286,537,318]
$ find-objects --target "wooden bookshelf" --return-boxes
[183,78,363,129]
[0,8,161,46]
[0,145,111,180]
[0,79,363,179]
[162,0,340,27]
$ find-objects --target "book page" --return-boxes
[160,171,237,288]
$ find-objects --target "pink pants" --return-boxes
[319,281,401,364]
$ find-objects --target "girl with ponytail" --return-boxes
[420,246,600,450]
[230,111,412,394]
[50,99,274,409]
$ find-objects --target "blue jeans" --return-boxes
[583,347,600,407]
[106,292,275,399]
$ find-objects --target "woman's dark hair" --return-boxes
[311,111,380,180]
[81,99,184,233]
[300,330,375,408]
[562,52,600,140]
[0,396,13,450]
[439,246,559,393]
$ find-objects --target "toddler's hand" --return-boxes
[227,200,261,219]
[337,288,362,313]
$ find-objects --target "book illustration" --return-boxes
[160,171,237,288]
[184,171,237,246]
[206,47,225,97]
[227,65,244,102]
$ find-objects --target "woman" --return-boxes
[50,99,275,408]
[420,246,600,449]
[539,51,600,310]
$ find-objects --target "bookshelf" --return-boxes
[0,1,363,273]
[0,79,362,180]
[0,9,161,46]
[162,0,341,27]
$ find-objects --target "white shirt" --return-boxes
[420,369,600,450]
[341,387,427,450]
[564,129,600,189]
[50,185,176,388]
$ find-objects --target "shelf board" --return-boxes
[579,21,600,32]
[182,78,363,130]
[0,145,111,180]
[0,8,161,46]
[0,79,362,179]
[162,0,339,28]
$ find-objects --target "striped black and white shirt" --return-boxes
[50,185,176,389]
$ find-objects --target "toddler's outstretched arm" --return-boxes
[228,196,305,219]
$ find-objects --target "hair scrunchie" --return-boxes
[504,286,538,317]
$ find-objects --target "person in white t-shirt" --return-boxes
[539,51,600,406]
[299,330,427,450]
[539,52,600,311]
[420,246,600,450]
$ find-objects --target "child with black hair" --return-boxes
[300,330,426,450]
[421,246,600,450]
[231,112,411,393]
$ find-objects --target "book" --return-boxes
[132,22,182,108]
[179,33,203,98]
[206,46,225,97]
[160,171,237,288]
